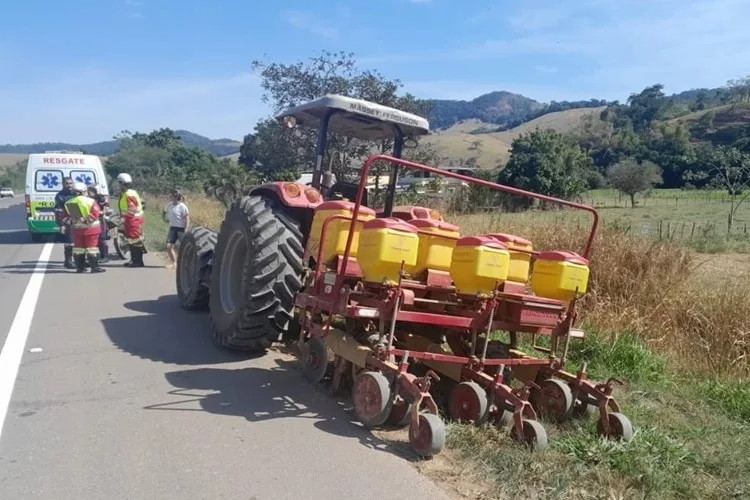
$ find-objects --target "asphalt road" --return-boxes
[0,196,454,500]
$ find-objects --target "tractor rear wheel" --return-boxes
[176,226,217,310]
[208,195,304,352]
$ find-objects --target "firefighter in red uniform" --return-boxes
[64,182,105,273]
[116,172,147,267]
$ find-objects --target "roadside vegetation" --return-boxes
[9,50,750,499]
[137,192,750,499]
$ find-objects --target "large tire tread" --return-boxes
[209,195,304,352]
[176,226,217,310]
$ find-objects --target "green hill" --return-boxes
[425,106,606,167]
[425,91,610,130]
[0,129,241,157]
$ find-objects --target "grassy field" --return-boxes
[141,189,750,499]
[456,187,750,254]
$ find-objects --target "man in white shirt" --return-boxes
[163,189,190,269]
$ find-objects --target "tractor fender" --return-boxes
[249,182,323,210]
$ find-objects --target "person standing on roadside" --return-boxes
[64,182,105,273]
[163,189,190,269]
[54,177,76,269]
[116,172,146,268]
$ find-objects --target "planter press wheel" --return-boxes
[409,412,446,458]
[351,362,365,382]
[490,406,513,428]
[509,419,549,452]
[572,400,598,419]
[531,378,574,423]
[300,337,328,383]
[385,397,413,427]
[352,371,393,428]
[596,412,635,442]
[448,381,489,424]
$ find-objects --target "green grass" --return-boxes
[461,187,750,254]
[443,332,750,499]
[584,189,750,253]
[142,196,168,253]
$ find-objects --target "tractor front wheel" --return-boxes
[208,195,304,352]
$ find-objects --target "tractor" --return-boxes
[176,94,433,349]
[176,95,633,457]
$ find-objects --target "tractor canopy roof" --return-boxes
[275,94,430,141]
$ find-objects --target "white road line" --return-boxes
[0,241,54,438]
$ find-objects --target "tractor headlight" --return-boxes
[282,115,297,129]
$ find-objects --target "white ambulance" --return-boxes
[24,151,109,242]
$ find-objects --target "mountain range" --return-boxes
[0,86,732,162]
[0,130,242,158]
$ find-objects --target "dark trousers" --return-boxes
[98,215,109,257]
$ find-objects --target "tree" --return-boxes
[498,128,594,208]
[105,127,230,194]
[625,84,669,134]
[686,146,750,233]
[239,119,308,182]
[249,50,435,184]
[0,159,26,190]
[725,76,750,106]
[203,159,258,209]
[606,159,663,207]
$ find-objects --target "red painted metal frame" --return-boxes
[294,154,627,440]
[250,182,323,209]
[335,154,600,293]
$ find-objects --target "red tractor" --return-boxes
[176,94,434,349]
[176,95,633,457]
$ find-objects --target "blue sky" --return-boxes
[1,0,749,144]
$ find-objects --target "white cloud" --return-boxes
[124,0,144,18]
[506,7,568,31]
[363,0,750,99]
[280,10,339,39]
[0,71,269,144]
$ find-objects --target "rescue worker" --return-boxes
[87,184,110,262]
[116,172,146,267]
[64,182,105,273]
[54,177,77,269]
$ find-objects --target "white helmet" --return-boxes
[73,182,87,193]
[117,173,133,184]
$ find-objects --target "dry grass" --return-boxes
[179,190,750,376]
[452,212,750,376]
[181,191,226,230]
